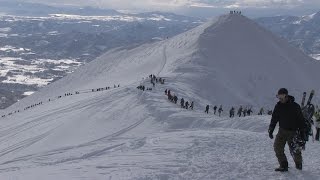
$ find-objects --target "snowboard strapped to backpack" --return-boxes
[289,90,315,154]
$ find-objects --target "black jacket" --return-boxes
[269,95,304,131]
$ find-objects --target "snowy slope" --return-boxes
[0,14,320,179]
[3,13,320,113]
[0,83,320,180]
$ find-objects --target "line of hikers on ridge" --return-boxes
[205,105,224,116]
[150,74,165,87]
[1,84,122,118]
[164,88,272,117]
[165,89,194,110]
[138,75,195,111]
[137,74,165,91]
[230,10,242,15]
[139,74,275,118]
[205,105,260,117]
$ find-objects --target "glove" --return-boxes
[268,128,274,139]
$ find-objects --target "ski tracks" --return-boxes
[0,117,146,170]
[0,90,149,170]
[157,44,167,76]
[0,126,60,161]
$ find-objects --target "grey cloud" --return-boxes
[1,0,319,17]
[2,0,320,9]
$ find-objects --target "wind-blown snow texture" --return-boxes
[0,14,320,180]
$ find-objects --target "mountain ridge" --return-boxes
[3,13,320,112]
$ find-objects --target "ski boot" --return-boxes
[295,163,302,170]
[275,162,288,172]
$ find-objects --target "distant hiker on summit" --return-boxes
[237,106,243,117]
[218,105,223,117]
[205,105,209,114]
[213,105,217,115]
[229,107,235,118]
[247,108,252,116]
[268,88,305,172]
[243,107,247,117]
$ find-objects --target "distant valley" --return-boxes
[256,11,320,60]
[0,10,203,108]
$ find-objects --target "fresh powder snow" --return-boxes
[0,13,320,180]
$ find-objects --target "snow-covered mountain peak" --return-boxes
[3,13,320,113]
[166,13,320,107]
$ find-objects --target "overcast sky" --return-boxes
[2,0,320,17]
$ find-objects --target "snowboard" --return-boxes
[289,90,315,153]
[301,92,306,107]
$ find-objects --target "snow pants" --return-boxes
[274,128,302,166]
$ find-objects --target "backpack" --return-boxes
[289,91,315,153]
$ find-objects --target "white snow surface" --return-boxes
[0,14,320,179]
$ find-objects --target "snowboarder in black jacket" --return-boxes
[268,88,305,172]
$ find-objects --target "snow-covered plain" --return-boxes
[0,14,320,179]
[311,54,320,61]
[0,56,82,86]
[0,13,196,23]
